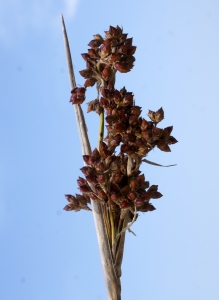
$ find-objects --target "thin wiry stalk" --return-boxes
[61,15,121,300]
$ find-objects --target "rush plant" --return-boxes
[61,16,177,300]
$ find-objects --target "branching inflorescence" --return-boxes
[64,25,177,249]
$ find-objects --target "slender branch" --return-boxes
[61,15,121,300]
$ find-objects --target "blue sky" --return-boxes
[1,0,219,299]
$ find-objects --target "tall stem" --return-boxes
[61,15,121,300]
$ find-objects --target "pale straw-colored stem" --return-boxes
[61,15,121,300]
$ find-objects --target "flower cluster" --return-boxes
[64,25,177,220]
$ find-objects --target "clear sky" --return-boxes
[1,1,219,299]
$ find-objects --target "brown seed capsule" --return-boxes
[111,89,121,103]
[141,130,152,142]
[70,94,84,105]
[152,127,163,138]
[63,204,74,211]
[123,133,136,143]
[100,44,111,58]
[142,192,152,201]
[121,199,130,209]
[65,194,77,203]
[114,122,127,133]
[135,196,144,207]
[84,78,97,87]
[154,107,164,123]
[79,69,93,79]
[101,88,111,99]
[110,192,119,202]
[123,93,133,106]
[88,39,102,48]
[81,53,90,61]
[129,179,139,190]
[127,191,137,201]
[130,106,142,116]
[86,175,97,184]
[109,53,121,62]
[89,193,99,201]
[156,140,171,152]
[96,186,107,201]
[99,97,109,109]
[80,166,93,176]
[88,48,98,58]
[105,115,117,125]
[83,155,91,165]
[95,161,105,173]
[102,65,112,81]
[127,46,137,55]
[77,177,87,187]
[151,192,163,199]
[147,185,158,193]
[112,170,123,184]
[118,44,128,54]
[96,174,105,184]
[129,114,139,125]
[114,61,131,73]
[92,148,101,160]
[79,184,91,193]
[121,144,136,155]
[76,87,86,97]
[148,110,156,121]
[168,136,178,144]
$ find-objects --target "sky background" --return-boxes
[0,0,219,299]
